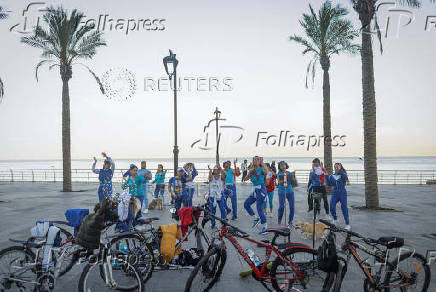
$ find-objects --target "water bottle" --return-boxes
[119,243,129,254]
[112,259,119,268]
[245,248,261,266]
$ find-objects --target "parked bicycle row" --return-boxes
[0,194,431,291]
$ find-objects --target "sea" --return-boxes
[0,157,435,171]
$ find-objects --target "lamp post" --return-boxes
[163,50,179,175]
[214,107,221,165]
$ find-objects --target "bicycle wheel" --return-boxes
[78,260,144,292]
[56,228,79,277]
[106,234,154,284]
[184,247,227,292]
[0,246,36,292]
[383,251,430,292]
[270,247,333,292]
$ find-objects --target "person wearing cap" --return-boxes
[223,160,241,220]
[168,167,189,219]
[243,156,269,235]
[183,162,198,207]
[308,158,330,218]
[92,152,115,202]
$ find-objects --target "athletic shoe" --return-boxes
[252,218,260,228]
[231,216,237,220]
[226,208,232,215]
[268,213,273,218]
[144,209,149,214]
[259,226,267,235]
[345,225,351,231]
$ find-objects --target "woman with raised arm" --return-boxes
[92,152,115,202]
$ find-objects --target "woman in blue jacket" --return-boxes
[326,163,351,230]
[276,161,295,225]
[92,152,115,202]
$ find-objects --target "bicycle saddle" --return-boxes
[264,227,290,237]
[377,236,404,249]
[136,217,159,224]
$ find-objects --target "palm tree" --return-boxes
[0,6,8,102]
[21,6,106,192]
[350,0,433,208]
[291,1,359,174]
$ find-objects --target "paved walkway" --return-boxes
[0,182,435,291]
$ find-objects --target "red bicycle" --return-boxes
[185,207,333,292]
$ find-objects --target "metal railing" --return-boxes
[0,168,435,185]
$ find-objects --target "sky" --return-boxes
[0,0,435,160]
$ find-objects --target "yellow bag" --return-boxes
[159,223,181,263]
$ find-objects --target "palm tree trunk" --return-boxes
[322,67,333,174]
[62,78,72,192]
[361,22,379,208]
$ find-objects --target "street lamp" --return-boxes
[214,107,221,165]
[163,50,179,175]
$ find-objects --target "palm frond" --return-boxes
[292,0,359,87]
[0,6,8,20]
[0,77,4,100]
[21,5,106,91]
[74,63,105,94]
[35,59,58,81]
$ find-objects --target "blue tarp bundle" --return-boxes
[65,209,89,236]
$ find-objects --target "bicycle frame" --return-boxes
[217,225,313,282]
[337,233,410,290]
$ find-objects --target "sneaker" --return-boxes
[344,225,351,231]
[231,216,237,220]
[226,208,232,215]
[144,209,149,214]
[252,218,260,228]
[259,226,267,235]
[268,213,273,218]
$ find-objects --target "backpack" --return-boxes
[173,248,204,266]
[317,232,338,273]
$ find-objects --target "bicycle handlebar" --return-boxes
[319,219,381,246]
[194,205,250,237]
[319,219,361,238]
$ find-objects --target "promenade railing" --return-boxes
[0,168,435,185]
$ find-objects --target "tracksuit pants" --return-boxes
[278,189,295,224]
[330,189,349,224]
[244,185,267,224]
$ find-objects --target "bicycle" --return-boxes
[185,207,334,292]
[319,219,431,292]
[77,240,144,292]
[0,220,86,292]
[104,206,210,285]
